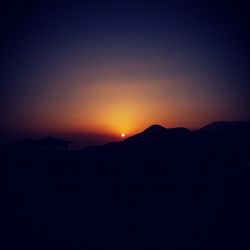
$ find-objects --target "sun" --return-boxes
[121,133,125,138]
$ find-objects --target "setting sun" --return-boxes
[121,133,125,138]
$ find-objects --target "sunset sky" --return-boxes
[1,1,250,146]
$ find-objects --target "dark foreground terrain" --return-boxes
[3,121,250,249]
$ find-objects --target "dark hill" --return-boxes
[11,137,72,150]
[89,121,250,165]
[201,120,250,132]
[122,124,190,145]
[142,124,168,134]
[199,121,250,150]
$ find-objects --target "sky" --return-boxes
[1,0,250,147]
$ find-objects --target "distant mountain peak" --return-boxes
[143,124,168,134]
[201,120,250,131]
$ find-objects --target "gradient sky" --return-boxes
[1,0,250,146]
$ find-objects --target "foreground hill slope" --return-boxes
[3,120,250,249]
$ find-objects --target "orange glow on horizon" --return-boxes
[13,62,243,138]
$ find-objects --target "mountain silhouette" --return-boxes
[129,124,190,138]
[116,124,191,148]
[201,120,250,132]
[142,124,169,134]
[12,137,71,150]
[84,120,250,167]
[113,120,250,147]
